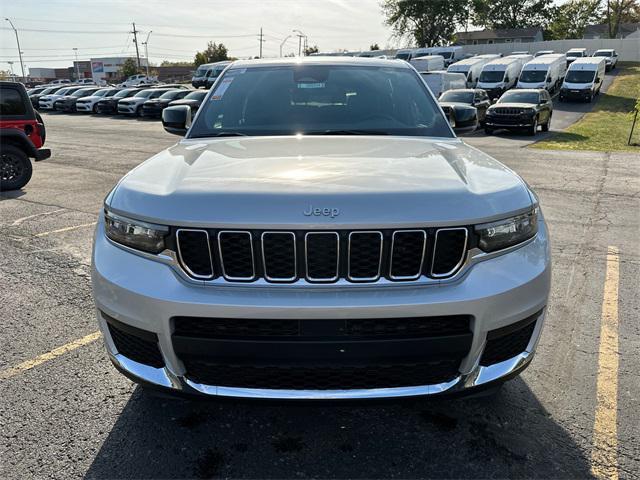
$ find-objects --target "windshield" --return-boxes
[55,88,71,95]
[594,51,613,57]
[113,89,133,98]
[133,89,155,98]
[519,70,546,83]
[150,89,169,98]
[159,90,183,99]
[395,52,411,60]
[93,89,112,97]
[190,64,452,138]
[567,51,584,57]
[498,91,539,104]
[195,65,209,76]
[185,90,207,100]
[479,70,505,83]
[72,88,96,97]
[565,70,596,83]
[438,51,453,59]
[439,91,473,103]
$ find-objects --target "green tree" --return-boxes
[194,42,229,66]
[160,60,194,67]
[304,44,319,55]
[604,0,640,38]
[548,0,602,39]
[370,43,380,50]
[120,58,138,78]
[382,0,470,47]
[472,0,555,29]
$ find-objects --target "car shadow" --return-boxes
[84,377,593,479]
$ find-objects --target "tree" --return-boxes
[382,0,470,47]
[194,42,229,66]
[604,0,640,38]
[370,43,380,50]
[471,0,555,29]
[160,60,194,67]
[547,0,602,39]
[304,45,319,55]
[120,58,138,78]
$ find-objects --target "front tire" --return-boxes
[484,127,494,135]
[1,145,33,191]
[528,118,538,136]
[542,115,551,132]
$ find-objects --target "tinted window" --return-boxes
[439,91,473,103]
[594,51,613,57]
[185,90,207,100]
[498,91,539,104]
[479,70,505,82]
[133,90,155,98]
[191,64,452,138]
[150,90,169,98]
[159,90,184,100]
[0,88,26,115]
[519,70,546,83]
[195,65,209,76]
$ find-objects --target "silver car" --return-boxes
[92,57,551,400]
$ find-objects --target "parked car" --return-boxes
[53,87,102,112]
[592,49,618,71]
[516,54,567,93]
[559,57,606,102]
[0,81,51,190]
[420,71,467,97]
[27,87,49,96]
[38,86,84,110]
[141,89,192,118]
[94,87,144,114]
[447,55,501,87]
[47,79,71,85]
[485,89,553,135]
[75,88,121,113]
[29,86,66,110]
[565,48,589,65]
[394,47,430,61]
[119,74,159,87]
[409,55,445,73]
[76,78,96,85]
[477,57,526,100]
[439,88,491,125]
[192,61,232,88]
[94,57,550,400]
[117,88,177,116]
[167,89,207,114]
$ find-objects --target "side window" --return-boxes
[0,88,26,115]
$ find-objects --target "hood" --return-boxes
[109,136,533,228]
[169,99,199,106]
[489,102,536,110]
[78,95,101,101]
[439,101,472,108]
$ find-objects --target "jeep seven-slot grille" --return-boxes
[174,227,469,283]
[493,107,524,116]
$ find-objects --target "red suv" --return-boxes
[1,81,51,191]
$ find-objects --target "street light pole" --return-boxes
[142,31,152,77]
[5,18,25,81]
[73,48,80,81]
[293,29,306,56]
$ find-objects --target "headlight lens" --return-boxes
[104,209,169,253]
[475,208,538,252]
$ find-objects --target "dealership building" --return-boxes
[29,56,148,83]
[89,56,148,83]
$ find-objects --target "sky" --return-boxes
[0,0,399,73]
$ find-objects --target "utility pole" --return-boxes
[293,29,306,56]
[73,48,80,80]
[5,18,25,81]
[258,28,265,58]
[131,22,141,71]
[142,31,152,77]
[280,35,292,57]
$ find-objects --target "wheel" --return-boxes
[484,127,493,135]
[92,104,99,113]
[528,118,538,136]
[542,115,551,132]
[1,145,33,191]
[136,105,143,117]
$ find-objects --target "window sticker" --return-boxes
[297,82,325,89]
[211,77,234,100]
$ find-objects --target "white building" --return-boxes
[90,56,148,84]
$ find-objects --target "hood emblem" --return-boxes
[303,205,340,219]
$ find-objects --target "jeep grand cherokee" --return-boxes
[91,58,551,400]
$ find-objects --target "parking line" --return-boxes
[34,222,97,237]
[591,246,620,480]
[0,331,101,381]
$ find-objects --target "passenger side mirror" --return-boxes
[449,105,478,134]
[546,76,552,83]
[504,76,510,83]
[162,105,192,136]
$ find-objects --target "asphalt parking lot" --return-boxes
[1,105,639,479]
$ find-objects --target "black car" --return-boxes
[141,89,192,118]
[95,87,144,114]
[167,90,208,114]
[439,89,491,125]
[484,89,553,136]
[53,87,102,112]
[29,85,66,110]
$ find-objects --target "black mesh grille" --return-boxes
[176,230,213,278]
[348,232,382,280]
[219,231,254,279]
[347,316,471,337]
[174,317,300,338]
[306,233,339,280]
[390,231,426,278]
[494,107,524,115]
[262,232,296,280]
[107,322,164,368]
[182,360,461,390]
[432,229,467,276]
[480,317,537,366]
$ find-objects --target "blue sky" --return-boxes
[1,0,396,72]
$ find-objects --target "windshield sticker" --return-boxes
[211,77,234,100]
[297,82,325,89]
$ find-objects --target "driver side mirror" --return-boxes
[162,105,192,136]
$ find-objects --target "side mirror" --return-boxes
[449,105,478,134]
[546,76,552,83]
[162,105,191,136]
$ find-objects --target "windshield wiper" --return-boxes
[191,132,248,138]
[305,129,388,136]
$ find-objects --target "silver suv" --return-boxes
[91,58,551,400]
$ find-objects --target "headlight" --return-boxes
[104,209,169,253]
[475,208,538,252]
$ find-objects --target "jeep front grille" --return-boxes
[493,107,524,115]
[174,227,469,284]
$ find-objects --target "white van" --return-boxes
[394,47,430,62]
[517,54,567,92]
[477,57,526,99]
[410,55,445,72]
[566,48,589,65]
[447,55,500,87]
[559,57,606,102]
[420,71,467,97]
[428,46,464,66]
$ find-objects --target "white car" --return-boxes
[76,78,95,85]
[47,79,71,86]
[592,49,618,71]
[75,88,121,113]
[38,85,83,110]
[116,87,174,116]
[118,74,158,87]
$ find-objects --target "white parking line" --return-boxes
[10,208,67,226]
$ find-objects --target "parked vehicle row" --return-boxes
[191,61,232,89]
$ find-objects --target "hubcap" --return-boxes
[1,153,25,182]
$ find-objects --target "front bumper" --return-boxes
[54,101,76,112]
[76,102,93,112]
[39,100,54,110]
[560,89,592,100]
[92,214,551,399]
[485,115,535,129]
[117,104,138,115]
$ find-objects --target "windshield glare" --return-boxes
[568,51,584,57]
[395,53,410,60]
[190,65,452,138]
[498,92,539,104]
[185,91,207,100]
[519,70,546,83]
[195,66,209,76]
[566,70,596,83]
[159,90,182,99]
[439,91,473,103]
[594,51,613,57]
[479,70,505,83]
